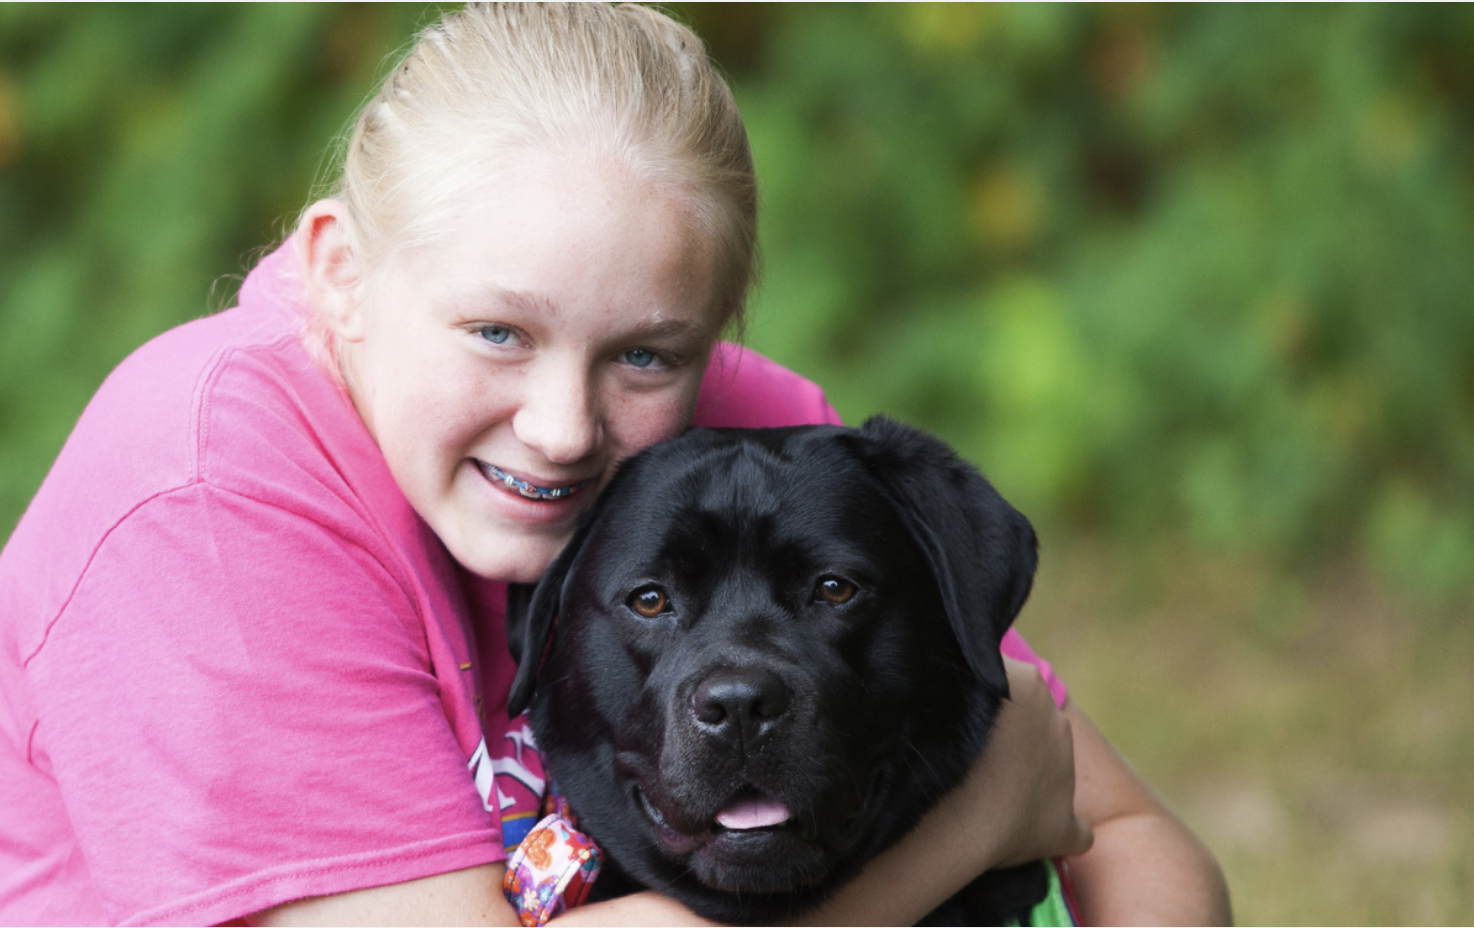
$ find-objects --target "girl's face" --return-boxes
[329,149,722,583]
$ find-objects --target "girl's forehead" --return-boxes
[369,153,725,336]
[407,145,715,256]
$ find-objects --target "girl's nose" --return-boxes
[511,360,601,465]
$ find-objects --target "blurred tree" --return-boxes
[2,3,1471,604]
[0,3,440,531]
[681,3,1474,601]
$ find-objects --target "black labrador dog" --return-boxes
[506,417,1050,924]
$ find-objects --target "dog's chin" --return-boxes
[692,828,830,894]
[635,786,830,893]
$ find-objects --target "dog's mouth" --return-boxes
[633,778,867,895]
[635,785,819,854]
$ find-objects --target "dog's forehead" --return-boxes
[592,428,895,561]
[657,430,869,514]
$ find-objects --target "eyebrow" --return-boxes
[623,318,708,341]
[480,287,560,320]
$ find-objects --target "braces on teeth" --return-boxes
[482,462,588,500]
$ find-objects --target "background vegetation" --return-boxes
[2,4,1470,923]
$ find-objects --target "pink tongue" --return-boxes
[716,795,792,830]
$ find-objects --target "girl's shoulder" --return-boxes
[693,343,844,429]
[0,258,408,655]
[12,297,344,553]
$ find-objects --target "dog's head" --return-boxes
[506,417,1037,922]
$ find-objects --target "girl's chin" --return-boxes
[450,527,572,584]
[435,460,598,581]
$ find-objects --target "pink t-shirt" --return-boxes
[0,242,1063,926]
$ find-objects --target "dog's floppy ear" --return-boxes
[849,416,1038,698]
[505,515,598,718]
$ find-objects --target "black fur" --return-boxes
[506,417,1046,924]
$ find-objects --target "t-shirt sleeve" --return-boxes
[693,343,844,428]
[1001,628,1068,708]
[25,485,503,927]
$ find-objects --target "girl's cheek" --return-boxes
[623,393,696,448]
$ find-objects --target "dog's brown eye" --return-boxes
[628,586,672,618]
[814,577,856,604]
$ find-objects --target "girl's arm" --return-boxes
[252,657,1089,927]
[250,866,714,927]
[795,665,1231,926]
[1064,702,1233,926]
[793,656,1094,925]
[253,662,1229,927]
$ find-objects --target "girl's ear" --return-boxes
[298,199,367,342]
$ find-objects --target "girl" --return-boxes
[0,5,1226,925]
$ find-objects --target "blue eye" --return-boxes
[480,326,512,345]
[624,348,657,368]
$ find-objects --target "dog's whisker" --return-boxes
[904,741,944,783]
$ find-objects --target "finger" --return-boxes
[1002,655,1049,698]
[1072,818,1096,856]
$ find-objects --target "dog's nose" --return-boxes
[692,669,789,748]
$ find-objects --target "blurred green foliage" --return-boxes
[2,4,1472,603]
[687,3,1474,604]
[0,3,442,530]
[3,6,1472,923]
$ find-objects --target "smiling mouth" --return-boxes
[476,461,591,501]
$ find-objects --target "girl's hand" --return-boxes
[796,656,1091,926]
[971,656,1095,868]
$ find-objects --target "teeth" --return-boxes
[481,462,589,501]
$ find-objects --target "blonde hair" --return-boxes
[301,3,756,361]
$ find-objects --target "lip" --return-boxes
[475,460,593,500]
[636,786,712,854]
[470,459,598,525]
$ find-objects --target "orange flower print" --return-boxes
[524,827,557,870]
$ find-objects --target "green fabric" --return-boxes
[1005,859,1075,927]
